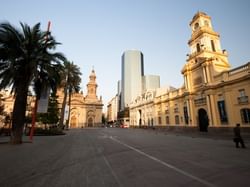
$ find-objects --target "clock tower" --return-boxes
[182,12,230,92]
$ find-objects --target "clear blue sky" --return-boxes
[1,0,250,109]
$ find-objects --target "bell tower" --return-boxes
[182,12,230,92]
[85,69,98,101]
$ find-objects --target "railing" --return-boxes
[229,62,250,76]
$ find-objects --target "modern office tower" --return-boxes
[117,80,122,112]
[121,50,144,111]
[142,75,160,93]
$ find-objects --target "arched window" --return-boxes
[240,108,250,124]
[196,43,201,52]
[194,22,199,30]
[175,115,180,125]
[158,117,162,125]
[166,116,169,125]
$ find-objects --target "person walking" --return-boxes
[233,123,246,148]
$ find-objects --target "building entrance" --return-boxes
[88,117,93,127]
[70,116,77,128]
[198,108,209,132]
[137,110,142,127]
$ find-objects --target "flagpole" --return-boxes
[29,21,51,141]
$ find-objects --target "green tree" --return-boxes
[59,61,81,129]
[0,22,65,144]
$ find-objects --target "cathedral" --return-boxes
[58,69,103,128]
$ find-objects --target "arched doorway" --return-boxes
[198,108,209,132]
[70,116,77,128]
[87,117,94,127]
[86,110,95,127]
[137,110,142,127]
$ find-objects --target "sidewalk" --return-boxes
[0,135,33,144]
[140,126,250,142]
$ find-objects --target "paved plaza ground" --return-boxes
[0,128,250,187]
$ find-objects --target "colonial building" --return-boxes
[61,69,103,128]
[130,86,175,127]
[129,12,250,130]
[1,69,103,128]
[0,90,34,128]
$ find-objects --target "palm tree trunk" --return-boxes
[66,91,72,129]
[59,86,68,129]
[10,84,28,144]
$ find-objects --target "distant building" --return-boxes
[107,95,118,124]
[57,69,103,128]
[121,50,144,111]
[142,75,160,93]
[130,86,174,127]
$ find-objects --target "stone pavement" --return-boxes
[137,126,250,142]
[0,128,250,187]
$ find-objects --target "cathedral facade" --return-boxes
[58,69,103,128]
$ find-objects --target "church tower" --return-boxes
[85,69,98,101]
[67,69,103,128]
[83,69,103,127]
[182,12,230,92]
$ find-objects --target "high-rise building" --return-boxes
[121,50,144,110]
[142,75,160,93]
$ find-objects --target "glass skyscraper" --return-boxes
[121,50,144,110]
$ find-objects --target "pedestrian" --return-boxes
[233,123,246,148]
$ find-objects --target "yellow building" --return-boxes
[57,69,103,128]
[130,12,250,131]
[0,69,103,128]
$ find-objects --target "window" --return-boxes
[165,105,169,114]
[211,40,216,52]
[194,22,199,30]
[217,101,228,123]
[239,89,245,97]
[166,116,169,124]
[240,108,250,124]
[175,115,179,124]
[183,106,189,124]
[174,103,179,113]
[158,117,162,125]
[196,43,201,52]
[238,89,248,104]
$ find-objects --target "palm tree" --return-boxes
[0,22,65,144]
[59,61,81,129]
